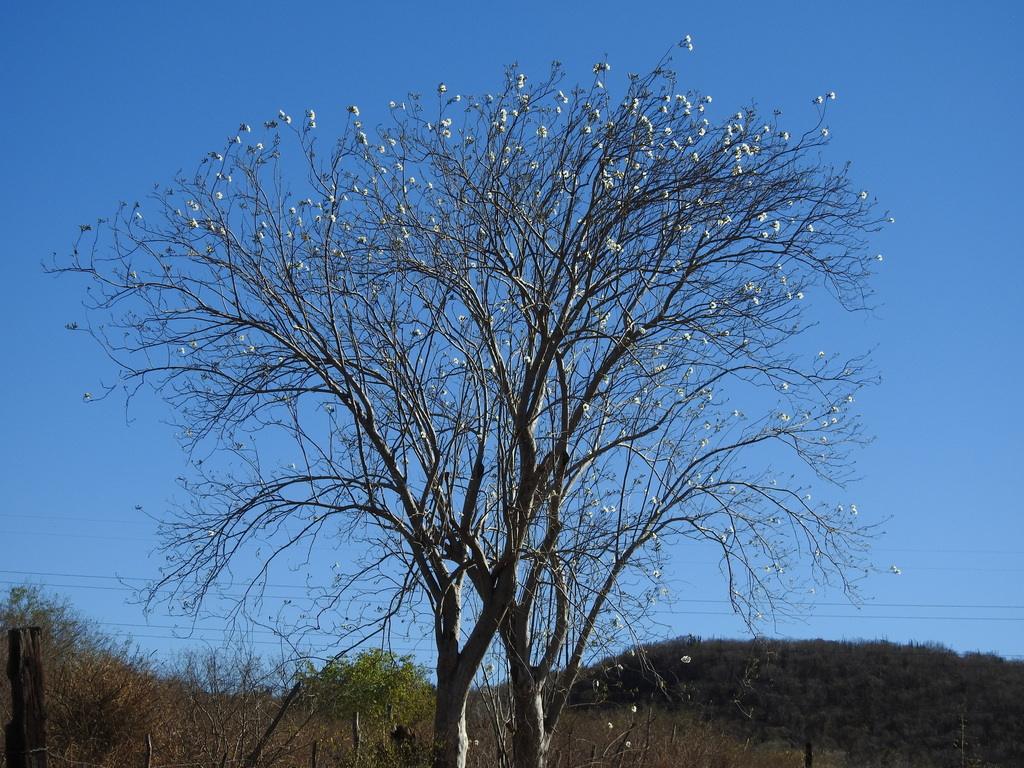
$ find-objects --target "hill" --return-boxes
[573,636,1024,767]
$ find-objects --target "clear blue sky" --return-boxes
[1,1,1022,665]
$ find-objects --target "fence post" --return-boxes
[804,741,813,768]
[143,733,153,768]
[309,739,319,768]
[5,627,48,768]
[352,710,362,755]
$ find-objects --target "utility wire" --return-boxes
[5,523,1024,556]
[3,571,1023,611]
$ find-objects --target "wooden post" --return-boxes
[143,734,153,768]
[5,627,47,768]
[804,741,813,768]
[352,710,362,755]
[670,723,678,745]
[309,739,319,768]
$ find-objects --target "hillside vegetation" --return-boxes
[3,587,1022,767]
[574,635,1024,767]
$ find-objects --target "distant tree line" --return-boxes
[573,635,1024,767]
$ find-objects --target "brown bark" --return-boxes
[5,627,47,768]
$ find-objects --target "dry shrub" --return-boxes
[2,587,161,767]
[4,587,846,768]
[464,704,844,768]
[47,645,161,765]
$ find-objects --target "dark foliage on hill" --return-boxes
[572,636,1024,767]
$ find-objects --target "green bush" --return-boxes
[300,649,434,729]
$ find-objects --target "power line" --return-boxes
[0,529,154,542]
[873,546,1024,555]
[0,513,154,525]
[0,578,412,605]
[91,630,430,652]
[5,571,1024,612]
[6,524,1024,558]
[8,580,1024,624]
[0,569,317,590]
[5,517,1022,557]
[646,609,1024,622]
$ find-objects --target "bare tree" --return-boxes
[60,45,885,768]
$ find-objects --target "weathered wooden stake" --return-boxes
[5,627,47,768]
[352,710,362,755]
[804,741,813,768]
[143,733,153,768]
[309,739,318,768]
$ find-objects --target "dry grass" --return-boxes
[4,657,841,768]
[1,586,838,768]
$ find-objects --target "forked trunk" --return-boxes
[433,566,516,768]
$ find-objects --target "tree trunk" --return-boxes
[431,565,514,768]
[432,659,469,768]
[5,627,47,768]
[433,584,470,768]
[509,665,551,768]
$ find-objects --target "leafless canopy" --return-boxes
[62,51,884,768]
